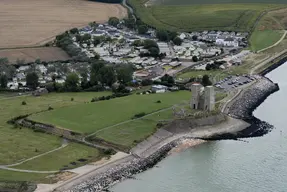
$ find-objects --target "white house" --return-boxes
[216,37,239,47]
[151,85,168,93]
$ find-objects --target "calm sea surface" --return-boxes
[112,62,287,192]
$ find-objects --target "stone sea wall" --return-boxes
[65,77,280,192]
[228,76,279,120]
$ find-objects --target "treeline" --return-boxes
[88,0,122,3]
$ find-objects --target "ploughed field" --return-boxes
[130,0,287,31]
[0,0,127,48]
[0,47,71,64]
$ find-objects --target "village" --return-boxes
[1,18,250,94]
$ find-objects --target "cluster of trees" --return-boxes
[44,59,134,93]
[201,75,212,87]
[55,32,88,61]
[108,17,120,27]
[205,60,226,70]
[156,30,183,45]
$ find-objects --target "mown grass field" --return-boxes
[29,91,191,134]
[13,143,101,171]
[249,8,286,51]
[129,0,286,32]
[250,30,284,51]
[0,92,109,181]
[91,109,173,148]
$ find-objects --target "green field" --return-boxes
[150,0,287,5]
[13,143,101,171]
[90,109,173,148]
[29,91,191,134]
[0,92,110,182]
[129,0,286,31]
[250,30,284,51]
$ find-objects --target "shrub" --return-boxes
[71,98,74,101]
[48,106,54,110]
[156,100,161,103]
[132,112,146,119]
[22,101,27,105]
[103,148,116,156]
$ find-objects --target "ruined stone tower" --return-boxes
[204,86,215,111]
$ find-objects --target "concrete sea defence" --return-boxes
[227,76,279,120]
[60,76,280,192]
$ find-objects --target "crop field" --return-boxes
[29,91,191,134]
[0,47,71,64]
[0,0,127,48]
[0,91,109,182]
[129,0,286,31]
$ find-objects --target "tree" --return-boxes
[26,72,39,90]
[143,39,158,49]
[161,74,174,84]
[116,65,133,85]
[173,37,183,46]
[70,28,79,34]
[35,58,41,64]
[0,74,8,88]
[65,73,80,91]
[192,56,198,62]
[202,75,212,87]
[98,66,116,86]
[0,57,9,65]
[138,25,148,34]
[89,21,97,30]
[132,40,143,47]
[149,47,160,57]
[80,72,89,89]
[108,17,120,27]
[124,17,136,29]
[206,64,211,71]
[90,60,105,85]
[156,30,169,41]
[82,34,91,42]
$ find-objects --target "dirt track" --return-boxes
[0,0,127,48]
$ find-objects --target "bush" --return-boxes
[103,148,116,156]
[132,112,146,119]
[71,98,74,101]
[48,106,54,110]
[156,100,161,103]
[22,101,27,105]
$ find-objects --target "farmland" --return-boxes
[0,92,110,181]
[0,0,127,49]
[0,47,70,64]
[128,0,286,32]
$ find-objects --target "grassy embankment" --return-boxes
[128,0,285,32]
[249,9,286,51]
[29,91,191,148]
[0,92,109,181]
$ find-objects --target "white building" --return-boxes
[216,37,239,47]
[151,85,168,93]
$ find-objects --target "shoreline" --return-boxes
[52,75,278,192]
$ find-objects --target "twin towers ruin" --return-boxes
[191,83,215,111]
